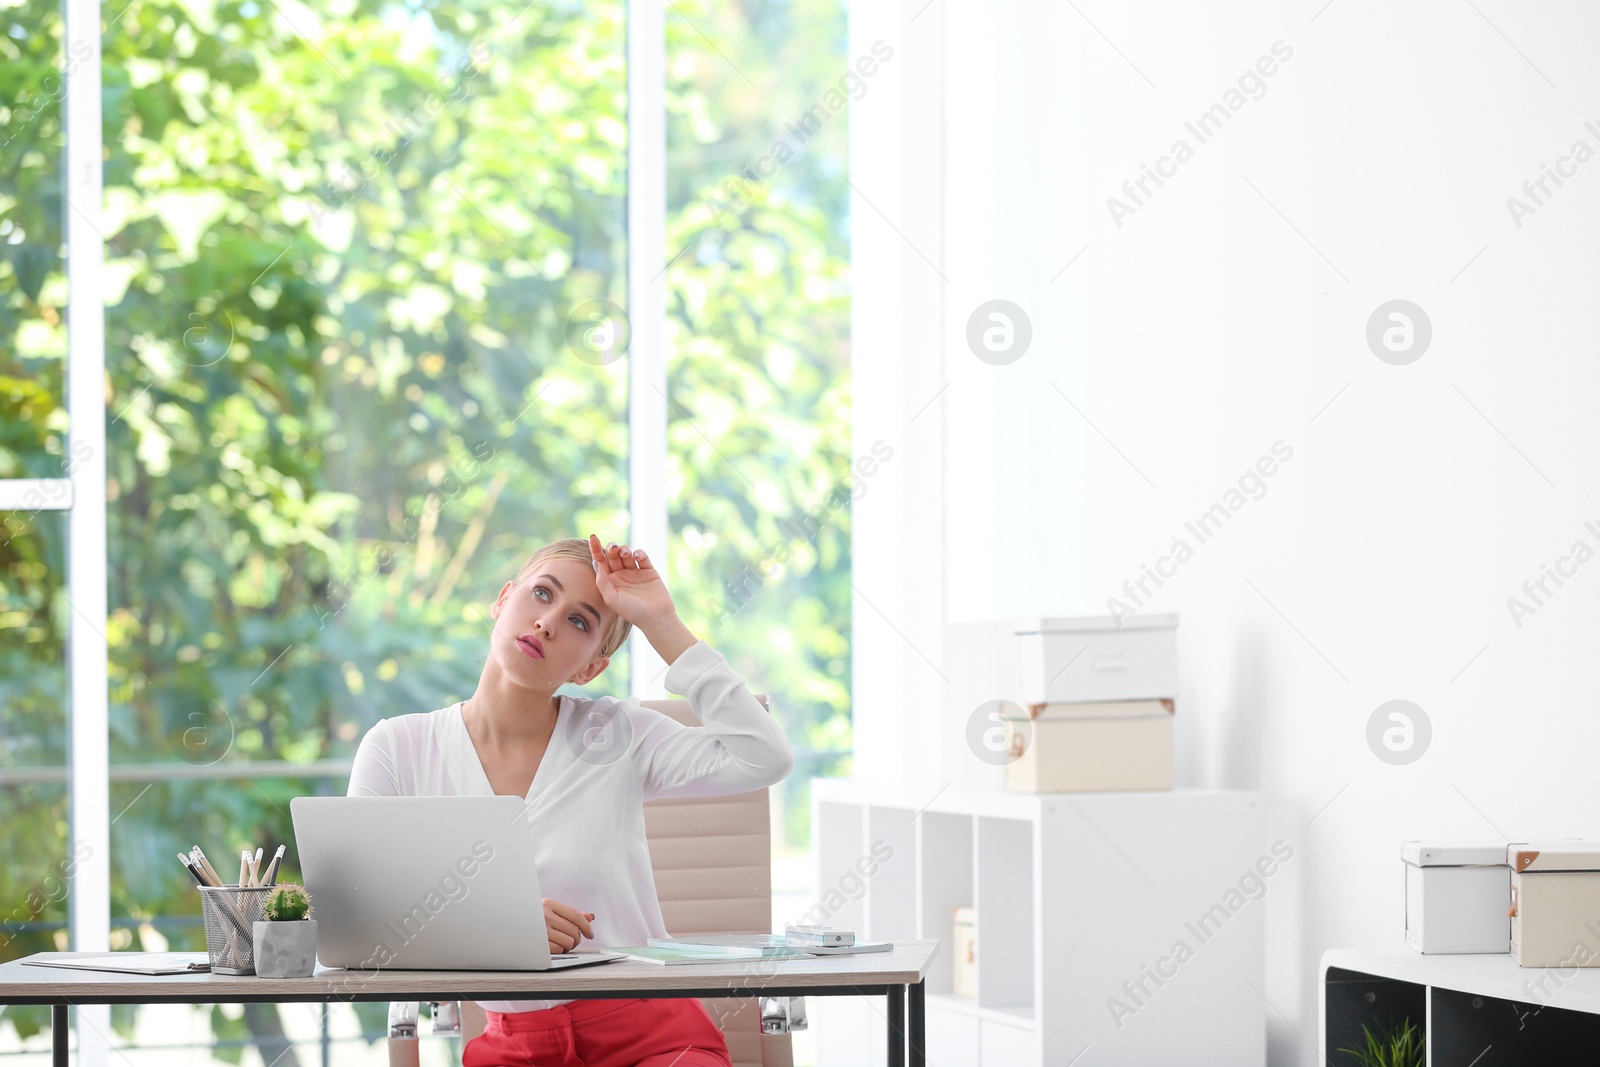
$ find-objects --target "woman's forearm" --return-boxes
[635,639,796,798]
[639,612,698,666]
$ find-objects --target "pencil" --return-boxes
[239,850,250,887]
[177,854,208,887]
[191,847,223,887]
[249,847,263,885]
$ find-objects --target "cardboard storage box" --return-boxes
[1509,842,1600,968]
[1002,700,1174,793]
[1014,615,1178,706]
[1401,841,1509,954]
[952,906,975,998]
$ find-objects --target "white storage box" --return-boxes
[1014,615,1178,706]
[1401,841,1509,954]
[1002,700,1173,793]
[1509,842,1600,968]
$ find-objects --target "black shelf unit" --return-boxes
[1323,954,1600,1067]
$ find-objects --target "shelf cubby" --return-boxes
[916,810,972,1000]
[866,805,919,942]
[974,815,1033,1017]
[1322,965,1425,1065]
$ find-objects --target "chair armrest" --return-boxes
[387,1002,420,1067]
[760,996,808,1034]
[429,1000,462,1035]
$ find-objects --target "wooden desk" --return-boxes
[2,941,936,1066]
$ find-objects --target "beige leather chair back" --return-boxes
[639,696,791,1067]
[447,696,790,1067]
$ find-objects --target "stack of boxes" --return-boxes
[1003,614,1179,794]
[998,617,1600,968]
[1401,839,1600,967]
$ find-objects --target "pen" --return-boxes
[262,845,285,886]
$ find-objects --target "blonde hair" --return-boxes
[511,538,632,657]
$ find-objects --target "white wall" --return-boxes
[852,1,1600,1063]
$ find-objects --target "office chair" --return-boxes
[387,696,800,1067]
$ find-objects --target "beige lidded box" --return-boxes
[951,906,975,998]
[1508,842,1600,968]
[1014,614,1178,707]
[1001,700,1174,793]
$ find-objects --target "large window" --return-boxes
[662,0,852,866]
[1,0,849,1060]
[1,0,76,1051]
[0,515,70,1053]
[0,0,68,474]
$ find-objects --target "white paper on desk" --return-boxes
[23,953,212,976]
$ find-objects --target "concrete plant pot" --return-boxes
[252,919,317,978]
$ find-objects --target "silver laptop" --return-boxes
[290,795,626,971]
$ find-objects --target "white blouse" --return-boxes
[345,638,794,1013]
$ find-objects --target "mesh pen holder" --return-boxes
[199,886,272,975]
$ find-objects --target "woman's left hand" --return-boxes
[542,897,595,955]
[589,534,677,629]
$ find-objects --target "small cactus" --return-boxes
[264,884,312,922]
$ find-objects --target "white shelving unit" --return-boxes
[1321,946,1600,1063]
[810,780,1267,1067]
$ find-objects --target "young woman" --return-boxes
[347,533,795,1067]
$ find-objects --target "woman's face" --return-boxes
[490,556,616,688]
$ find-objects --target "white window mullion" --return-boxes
[626,0,668,696]
[64,0,111,1052]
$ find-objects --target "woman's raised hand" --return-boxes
[542,896,596,955]
[588,533,677,629]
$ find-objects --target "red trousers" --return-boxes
[462,997,734,1067]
